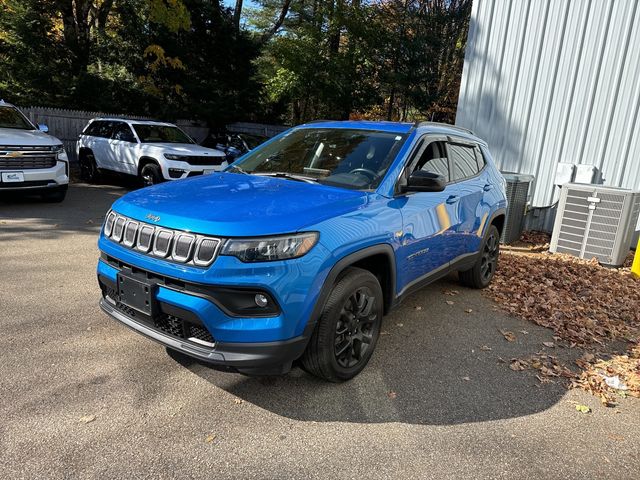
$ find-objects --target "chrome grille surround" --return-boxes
[103,211,222,267]
[0,145,60,170]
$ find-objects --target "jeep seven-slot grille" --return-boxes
[103,211,222,267]
[181,156,225,166]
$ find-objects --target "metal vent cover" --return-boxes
[501,173,534,244]
[550,184,640,266]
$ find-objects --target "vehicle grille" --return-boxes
[103,211,222,267]
[182,156,225,166]
[0,146,59,170]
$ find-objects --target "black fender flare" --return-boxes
[303,244,397,337]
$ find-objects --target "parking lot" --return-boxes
[1,184,639,479]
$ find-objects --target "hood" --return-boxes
[143,143,226,157]
[0,128,61,147]
[112,173,370,236]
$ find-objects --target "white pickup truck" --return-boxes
[77,118,227,186]
[0,101,69,202]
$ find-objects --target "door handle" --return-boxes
[446,195,459,204]
[483,184,493,192]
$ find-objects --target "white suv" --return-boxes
[77,118,227,186]
[0,101,69,202]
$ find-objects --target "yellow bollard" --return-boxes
[633,236,640,279]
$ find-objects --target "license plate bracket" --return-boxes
[117,272,155,316]
[1,172,24,183]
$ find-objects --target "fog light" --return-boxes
[254,294,268,308]
[168,168,186,179]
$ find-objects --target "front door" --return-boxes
[396,137,462,292]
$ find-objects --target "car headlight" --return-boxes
[221,232,319,262]
[164,153,187,161]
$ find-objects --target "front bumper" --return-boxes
[97,257,314,374]
[100,299,308,374]
[160,159,229,181]
[0,160,69,191]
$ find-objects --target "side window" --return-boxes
[475,147,486,171]
[412,140,449,182]
[84,121,101,136]
[112,122,136,142]
[99,121,115,139]
[449,143,479,181]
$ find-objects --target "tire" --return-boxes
[41,185,68,203]
[301,267,383,382]
[140,163,163,187]
[79,151,99,182]
[459,224,500,289]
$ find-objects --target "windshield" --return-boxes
[231,128,406,190]
[132,124,194,144]
[0,106,35,130]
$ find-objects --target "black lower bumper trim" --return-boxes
[100,298,309,374]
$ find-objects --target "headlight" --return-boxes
[164,153,187,161]
[221,232,319,262]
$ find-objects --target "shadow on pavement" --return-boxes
[171,278,570,426]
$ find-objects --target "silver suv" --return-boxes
[0,101,69,202]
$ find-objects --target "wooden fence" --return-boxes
[18,107,286,163]
[19,106,210,163]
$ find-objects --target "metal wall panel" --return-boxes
[457,0,640,212]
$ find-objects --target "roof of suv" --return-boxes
[90,118,177,127]
[298,120,486,145]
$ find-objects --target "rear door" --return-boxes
[446,139,491,258]
[396,136,462,292]
[86,121,117,171]
[109,122,138,175]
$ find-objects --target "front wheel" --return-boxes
[459,224,500,289]
[79,152,99,183]
[301,267,383,382]
[140,163,163,187]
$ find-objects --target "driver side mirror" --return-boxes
[401,170,446,193]
[38,124,49,133]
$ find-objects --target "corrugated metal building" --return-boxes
[456,0,640,231]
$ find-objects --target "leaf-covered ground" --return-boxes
[486,232,640,405]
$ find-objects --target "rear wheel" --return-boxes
[301,267,383,382]
[79,151,99,182]
[140,163,163,187]
[459,224,500,289]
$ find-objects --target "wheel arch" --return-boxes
[306,244,397,336]
[137,156,160,174]
[488,208,507,237]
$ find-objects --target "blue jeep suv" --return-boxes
[97,121,507,381]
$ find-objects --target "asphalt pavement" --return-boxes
[1,183,638,479]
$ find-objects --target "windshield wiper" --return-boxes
[256,172,318,184]
[228,165,249,174]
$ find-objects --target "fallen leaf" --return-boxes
[396,323,404,327]
[510,359,528,371]
[575,404,591,414]
[464,308,473,314]
[414,306,422,311]
[205,434,216,443]
[500,330,517,342]
[461,376,470,381]
[480,345,492,351]
[234,398,243,405]
[542,341,555,348]
[443,289,459,296]
[387,391,397,399]
[519,330,529,335]
[79,415,96,424]
[446,300,454,305]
